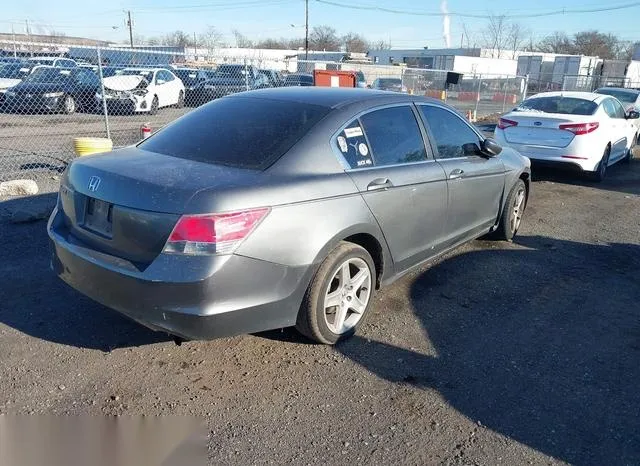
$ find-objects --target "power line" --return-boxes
[131,0,297,13]
[314,0,640,19]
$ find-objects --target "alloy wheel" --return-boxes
[510,187,526,234]
[323,258,372,335]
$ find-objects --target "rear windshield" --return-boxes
[138,97,330,169]
[596,89,638,104]
[515,96,598,116]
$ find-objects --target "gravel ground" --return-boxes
[0,159,639,465]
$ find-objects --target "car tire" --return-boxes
[624,135,637,163]
[590,145,610,182]
[149,96,159,115]
[175,91,185,108]
[62,94,76,115]
[296,242,376,345]
[493,179,527,241]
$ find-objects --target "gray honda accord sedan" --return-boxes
[48,88,531,344]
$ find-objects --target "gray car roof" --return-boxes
[228,87,422,109]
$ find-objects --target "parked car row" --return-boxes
[0,57,318,114]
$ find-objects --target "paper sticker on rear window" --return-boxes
[344,127,363,138]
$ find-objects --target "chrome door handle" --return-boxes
[367,178,394,191]
[449,169,465,180]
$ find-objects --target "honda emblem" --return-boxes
[88,176,101,192]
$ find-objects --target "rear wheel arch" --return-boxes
[343,233,384,289]
[310,226,391,290]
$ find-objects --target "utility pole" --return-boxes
[126,10,134,48]
[193,32,197,60]
[305,0,309,60]
[11,23,17,57]
[25,19,32,57]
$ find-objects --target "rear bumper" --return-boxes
[495,133,599,171]
[48,205,312,340]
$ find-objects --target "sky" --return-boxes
[2,0,640,48]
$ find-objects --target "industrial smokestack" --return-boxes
[441,0,451,48]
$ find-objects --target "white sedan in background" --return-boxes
[594,87,640,131]
[495,91,638,181]
[98,68,185,114]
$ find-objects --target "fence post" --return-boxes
[96,47,111,140]
[523,74,530,102]
[474,77,482,118]
[502,78,509,113]
[244,60,249,91]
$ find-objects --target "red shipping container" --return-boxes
[313,70,357,88]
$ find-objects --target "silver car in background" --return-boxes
[48,88,531,345]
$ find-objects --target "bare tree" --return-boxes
[370,39,392,50]
[536,32,573,54]
[572,31,618,59]
[161,30,191,47]
[232,29,253,48]
[198,26,224,49]
[342,33,369,53]
[461,23,474,49]
[257,38,287,49]
[508,23,529,59]
[309,25,340,51]
[482,15,511,58]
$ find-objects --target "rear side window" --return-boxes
[138,97,329,169]
[516,96,597,116]
[335,122,373,168]
[359,106,427,167]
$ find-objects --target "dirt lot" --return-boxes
[0,160,639,465]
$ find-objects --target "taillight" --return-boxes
[559,122,599,135]
[163,207,270,255]
[498,118,518,130]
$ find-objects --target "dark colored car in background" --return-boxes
[3,66,100,114]
[283,73,314,87]
[48,88,530,346]
[259,69,284,88]
[78,64,123,78]
[187,64,270,106]
[371,77,405,92]
[0,61,41,105]
[175,68,216,106]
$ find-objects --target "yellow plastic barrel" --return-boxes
[73,137,113,157]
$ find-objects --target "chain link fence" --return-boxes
[0,38,526,186]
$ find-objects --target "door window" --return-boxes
[603,99,619,118]
[418,105,483,159]
[610,98,627,119]
[359,106,427,167]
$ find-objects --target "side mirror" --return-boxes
[156,79,166,85]
[481,138,503,157]
[627,110,640,119]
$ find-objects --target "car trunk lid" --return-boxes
[500,112,587,148]
[60,146,261,265]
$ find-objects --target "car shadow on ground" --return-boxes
[336,235,640,465]
[0,193,169,352]
[532,158,640,196]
